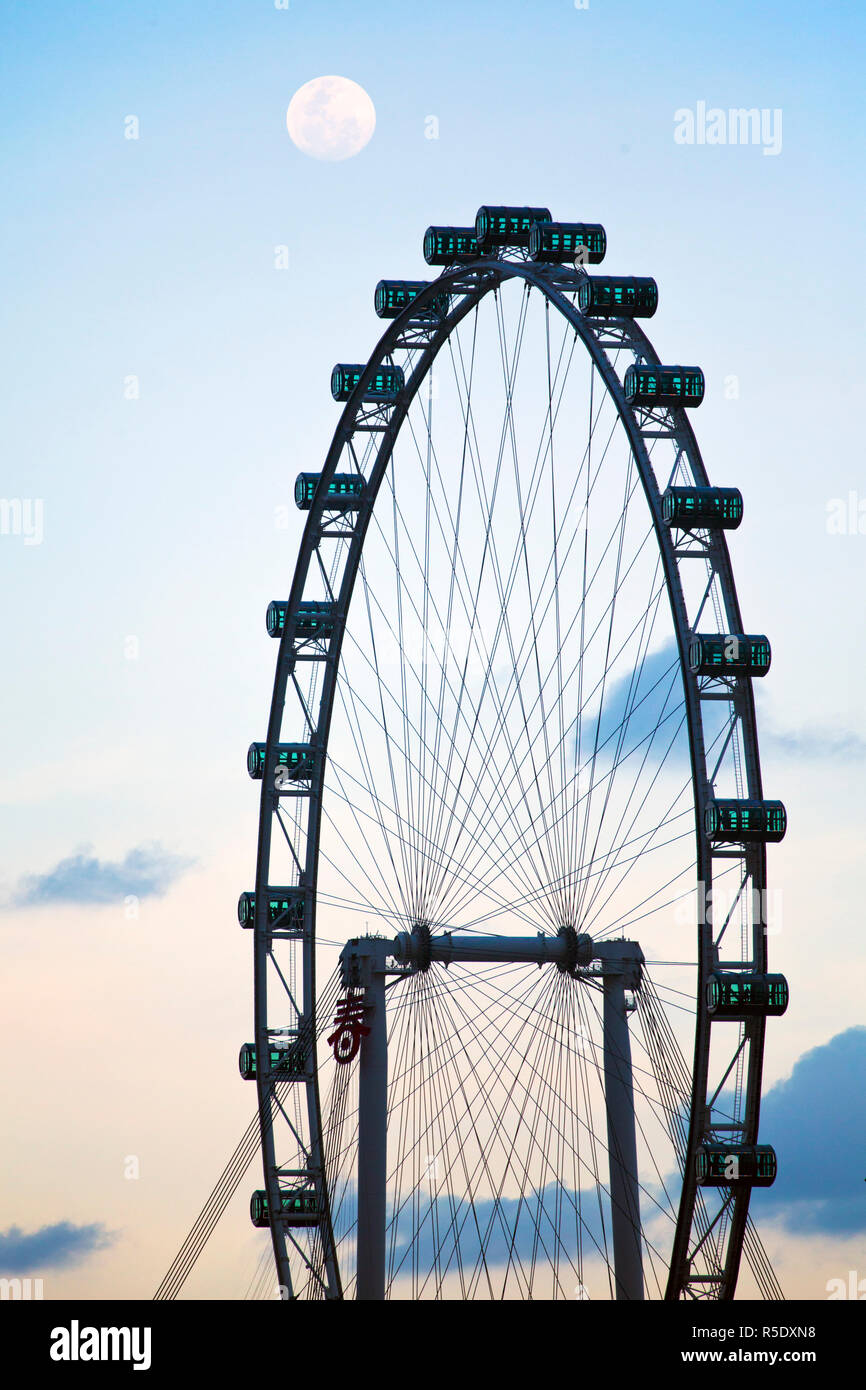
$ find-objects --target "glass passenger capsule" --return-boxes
[624,364,704,408]
[266,601,286,637]
[689,633,771,676]
[706,973,789,1019]
[577,276,658,318]
[331,363,404,403]
[238,1042,306,1080]
[695,1144,777,1188]
[474,205,552,249]
[705,799,787,844]
[528,221,606,264]
[422,226,480,265]
[294,472,365,510]
[661,487,743,530]
[237,888,305,932]
[374,280,449,320]
[246,743,317,783]
[266,600,336,641]
[249,1189,321,1228]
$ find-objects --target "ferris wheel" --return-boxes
[241,206,788,1301]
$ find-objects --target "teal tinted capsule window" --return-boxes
[237,891,255,927]
[661,487,744,530]
[705,799,787,843]
[250,1189,320,1226]
[755,1148,777,1182]
[294,472,365,510]
[750,638,771,671]
[682,369,704,400]
[475,206,552,248]
[268,599,338,641]
[706,972,789,1018]
[689,634,772,676]
[374,280,448,320]
[273,1044,305,1075]
[280,1191,319,1218]
[266,601,286,637]
[422,226,479,265]
[625,364,704,408]
[237,890,304,930]
[528,222,606,264]
[294,601,336,640]
[577,277,658,318]
[768,977,789,1011]
[716,490,743,524]
[238,1043,306,1080]
[695,1144,777,1187]
[248,1189,319,1227]
[250,1191,269,1226]
[238,1042,257,1079]
[266,599,339,640]
[247,743,317,782]
[331,364,405,402]
[625,366,657,400]
[247,742,264,779]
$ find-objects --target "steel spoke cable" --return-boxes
[353,389,664,934]
[429,519,666,924]
[154,973,346,1301]
[386,961,589,1284]
[403,965,577,1297]
[412,310,620,910]
[580,712,738,939]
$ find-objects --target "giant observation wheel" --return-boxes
[241,207,788,1301]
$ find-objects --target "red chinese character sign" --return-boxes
[328,992,371,1064]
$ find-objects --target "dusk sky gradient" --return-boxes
[1,0,864,1300]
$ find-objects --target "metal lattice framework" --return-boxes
[246,220,784,1301]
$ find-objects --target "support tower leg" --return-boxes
[356,960,387,1300]
[603,972,644,1301]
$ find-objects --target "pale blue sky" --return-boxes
[1,0,863,1298]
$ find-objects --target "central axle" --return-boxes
[389,924,643,980]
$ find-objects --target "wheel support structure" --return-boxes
[253,250,776,1300]
[340,930,645,1301]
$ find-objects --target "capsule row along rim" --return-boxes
[244,1138,781,1233]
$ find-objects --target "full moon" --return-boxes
[286,76,376,162]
